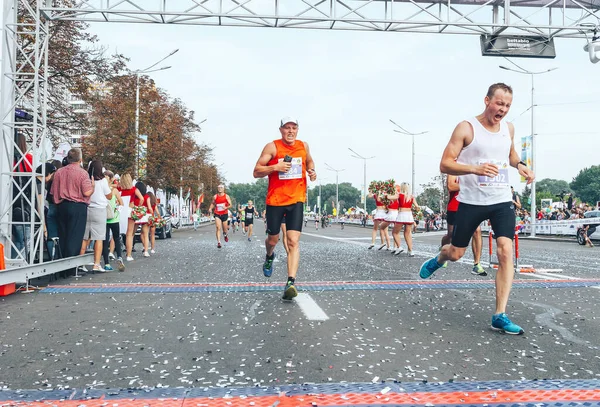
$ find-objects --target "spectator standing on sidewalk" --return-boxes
[102,171,125,271]
[80,160,112,272]
[50,148,93,259]
[192,212,199,230]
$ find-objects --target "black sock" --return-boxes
[287,277,295,285]
[266,253,274,260]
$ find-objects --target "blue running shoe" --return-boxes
[491,313,524,335]
[263,253,275,277]
[419,256,444,279]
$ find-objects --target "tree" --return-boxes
[307,182,361,213]
[227,179,269,213]
[536,178,572,198]
[82,74,220,198]
[521,186,561,209]
[416,181,443,212]
[570,166,600,205]
[19,0,127,144]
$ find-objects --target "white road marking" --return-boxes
[295,293,329,321]
[304,232,587,283]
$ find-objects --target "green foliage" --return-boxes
[307,182,362,213]
[570,166,600,205]
[536,178,572,197]
[416,186,442,212]
[227,179,269,213]
[521,186,563,209]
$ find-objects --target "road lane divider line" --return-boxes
[303,233,581,282]
[295,293,329,321]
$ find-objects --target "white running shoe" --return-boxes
[394,248,404,255]
[126,256,134,261]
[150,249,156,254]
[143,251,150,257]
[108,252,115,261]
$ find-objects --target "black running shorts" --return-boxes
[215,213,228,223]
[452,202,515,248]
[266,202,304,235]
[446,211,457,226]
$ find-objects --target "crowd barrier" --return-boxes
[480,217,595,237]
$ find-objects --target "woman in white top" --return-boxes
[80,160,112,272]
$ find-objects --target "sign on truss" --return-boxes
[480,34,556,59]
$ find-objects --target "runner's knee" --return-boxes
[495,237,513,263]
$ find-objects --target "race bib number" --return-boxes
[216,203,226,211]
[278,157,303,180]
[246,212,253,219]
[478,160,509,188]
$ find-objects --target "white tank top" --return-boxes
[457,117,512,206]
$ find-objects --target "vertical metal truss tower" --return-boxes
[1,0,599,275]
[1,0,49,268]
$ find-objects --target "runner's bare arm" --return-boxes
[508,122,535,184]
[253,142,290,178]
[304,142,317,181]
[208,195,216,213]
[226,194,232,208]
[440,121,499,177]
[447,175,460,192]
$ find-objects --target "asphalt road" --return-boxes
[1,220,599,393]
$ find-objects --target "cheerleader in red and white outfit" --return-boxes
[368,193,387,249]
[378,191,399,252]
[394,182,419,256]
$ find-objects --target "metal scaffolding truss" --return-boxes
[40,0,600,38]
[1,0,49,269]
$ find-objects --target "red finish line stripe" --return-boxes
[5,388,600,406]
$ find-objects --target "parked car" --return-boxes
[155,204,172,239]
[576,210,600,245]
[134,204,173,243]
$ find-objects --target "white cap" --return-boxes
[280,117,299,127]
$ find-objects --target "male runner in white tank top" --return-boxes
[419,83,535,335]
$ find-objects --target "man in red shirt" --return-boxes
[50,148,94,259]
[208,185,232,248]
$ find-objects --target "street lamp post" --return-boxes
[348,148,375,212]
[389,119,428,193]
[499,64,558,238]
[134,48,179,179]
[325,163,344,218]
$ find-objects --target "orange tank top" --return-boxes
[266,139,307,206]
[214,194,228,215]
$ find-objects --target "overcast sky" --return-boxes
[87,22,600,194]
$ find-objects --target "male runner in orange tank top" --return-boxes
[253,117,317,300]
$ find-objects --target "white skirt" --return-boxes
[374,208,387,221]
[396,211,414,224]
[135,214,150,225]
[384,210,398,223]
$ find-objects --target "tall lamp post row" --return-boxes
[325,162,344,217]
[389,119,428,194]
